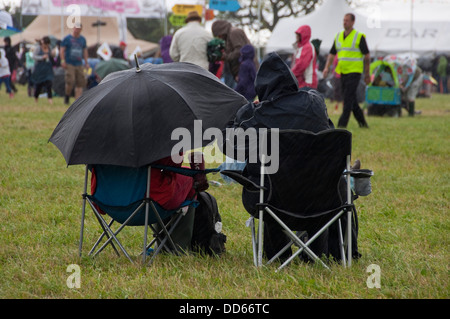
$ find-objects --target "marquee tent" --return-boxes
[0,10,13,27]
[265,0,450,58]
[10,15,158,56]
[0,10,21,36]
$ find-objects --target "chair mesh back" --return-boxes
[265,129,351,218]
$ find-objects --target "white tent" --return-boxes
[265,0,450,58]
[0,10,13,27]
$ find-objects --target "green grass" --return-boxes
[0,88,449,299]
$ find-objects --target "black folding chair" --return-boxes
[222,129,360,271]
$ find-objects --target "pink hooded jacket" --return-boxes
[291,25,318,89]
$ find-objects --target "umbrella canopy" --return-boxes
[49,62,248,167]
[95,58,131,80]
[383,54,418,86]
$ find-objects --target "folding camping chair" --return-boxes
[222,129,363,271]
[79,163,219,264]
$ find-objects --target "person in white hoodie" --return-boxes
[0,48,13,98]
[169,11,212,70]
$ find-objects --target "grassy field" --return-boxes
[0,87,448,300]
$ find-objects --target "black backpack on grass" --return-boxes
[191,192,226,256]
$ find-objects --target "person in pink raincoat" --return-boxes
[291,25,318,89]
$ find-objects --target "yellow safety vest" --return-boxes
[335,29,365,74]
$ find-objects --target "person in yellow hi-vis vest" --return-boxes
[323,13,370,128]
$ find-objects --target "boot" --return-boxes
[189,152,209,192]
[408,101,415,117]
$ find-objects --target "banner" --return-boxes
[209,0,240,12]
[21,0,166,18]
[96,42,112,60]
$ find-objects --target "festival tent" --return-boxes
[0,10,21,36]
[10,15,158,56]
[265,0,450,58]
[0,10,13,25]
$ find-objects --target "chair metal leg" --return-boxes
[87,199,133,262]
[248,217,258,267]
[89,218,120,257]
[91,202,146,260]
[338,219,347,267]
[143,166,151,264]
[257,154,266,267]
[262,207,328,271]
[267,231,307,265]
[143,206,149,264]
[147,210,185,265]
[79,165,89,257]
[257,211,264,267]
[150,201,179,254]
[346,155,352,267]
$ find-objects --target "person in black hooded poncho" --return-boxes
[222,52,360,262]
[228,52,334,133]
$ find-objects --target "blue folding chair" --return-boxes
[79,163,219,264]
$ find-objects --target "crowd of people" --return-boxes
[0,22,89,105]
[2,11,447,117]
[3,10,443,264]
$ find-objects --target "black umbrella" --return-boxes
[49,62,247,167]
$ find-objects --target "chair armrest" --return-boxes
[221,170,267,192]
[345,169,374,178]
[151,164,220,176]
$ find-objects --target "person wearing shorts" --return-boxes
[60,23,88,105]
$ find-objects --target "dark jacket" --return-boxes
[234,44,256,101]
[223,51,334,179]
[4,44,19,72]
[229,52,333,134]
[211,20,258,77]
[159,35,173,63]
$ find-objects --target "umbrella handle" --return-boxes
[135,54,141,73]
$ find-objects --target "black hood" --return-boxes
[255,52,299,101]
[226,51,334,136]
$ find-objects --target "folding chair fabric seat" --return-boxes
[88,164,196,226]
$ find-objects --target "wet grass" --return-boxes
[0,88,448,299]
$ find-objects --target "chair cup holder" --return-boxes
[351,169,374,196]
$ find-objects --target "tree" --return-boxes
[217,0,322,32]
